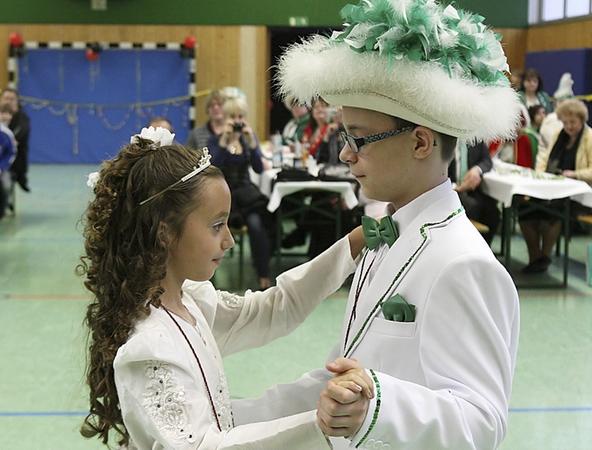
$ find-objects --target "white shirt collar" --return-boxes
[391,179,452,234]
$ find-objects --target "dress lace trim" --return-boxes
[218,291,244,309]
[142,362,197,444]
[213,371,234,430]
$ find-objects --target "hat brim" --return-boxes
[277,36,522,143]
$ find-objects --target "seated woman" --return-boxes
[206,96,273,289]
[519,99,592,273]
[515,104,547,169]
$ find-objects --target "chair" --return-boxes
[229,225,248,287]
[470,219,490,235]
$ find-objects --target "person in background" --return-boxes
[0,103,16,220]
[520,99,592,274]
[539,72,575,153]
[281,96,310,145]
[515,105,547,169]
[206,95,273,290]
[148,116,174,132]
[0,88,30,192]
[449,141,500,245]
[317,106,345,165]
[518,68,553,114]
[186,89,226,150]
[301,98,330,159]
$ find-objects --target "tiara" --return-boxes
[139,148,212,206]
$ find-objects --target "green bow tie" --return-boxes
[381,294,416,322]
[362,215,399,250]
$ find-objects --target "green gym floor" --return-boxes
[1,165,591,450]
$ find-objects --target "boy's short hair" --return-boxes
[391,115,457,163]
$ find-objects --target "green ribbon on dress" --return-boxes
[381,294,416,322]
[362,215,399,250]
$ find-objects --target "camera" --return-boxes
[232,122,245,132]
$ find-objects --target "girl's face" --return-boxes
[167,177,234,282]
[523,77,539,94]
[533,108,546,128]
[312,101,328,124]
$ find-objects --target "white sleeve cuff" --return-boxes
[350,369,381,447]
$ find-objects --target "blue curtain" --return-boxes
[18,48,191,163]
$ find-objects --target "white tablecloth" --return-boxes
[267,181,358,213]
[482,160,592,208]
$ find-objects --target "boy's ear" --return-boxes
[412,127,436,160]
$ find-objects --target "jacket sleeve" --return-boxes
[211,236,356,356]
[114,332,331,450]
[350,254,519,450]
[232,344,341,425]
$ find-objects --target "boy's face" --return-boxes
[168,177,234,282]
[340,106,417,205]
[0,111,12,125]
[0,92,18,112]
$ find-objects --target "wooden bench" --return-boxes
[577,214,592,226]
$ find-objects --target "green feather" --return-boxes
[332,0,509,86]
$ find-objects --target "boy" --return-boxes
[233,1,522,449]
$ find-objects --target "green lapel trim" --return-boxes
[356,369,381,448]
[344,207,464,357]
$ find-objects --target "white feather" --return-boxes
[277,36,521,143]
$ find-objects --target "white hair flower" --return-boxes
[130,126,175,146]
[87,171,100,189]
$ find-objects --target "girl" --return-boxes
[78,127,366,449]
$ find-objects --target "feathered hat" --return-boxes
[277,0,522,143]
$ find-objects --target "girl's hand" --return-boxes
[562,169,577,179]
[347,226,365,259]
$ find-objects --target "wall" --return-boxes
[526,17,592,52]
[0,0,527,28]
[0,24,269,139]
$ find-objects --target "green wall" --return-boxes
[0,0,527,28]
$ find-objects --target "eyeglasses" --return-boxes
[339,126,415,154]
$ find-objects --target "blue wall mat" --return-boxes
[525,48,592,123]
[18,49,191,163]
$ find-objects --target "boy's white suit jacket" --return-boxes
[234,182,520,450]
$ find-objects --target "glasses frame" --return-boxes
[340,126,415,154]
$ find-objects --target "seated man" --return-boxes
[449,141,500,245]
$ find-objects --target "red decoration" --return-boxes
[9,32,24,48]
[183,35,196,49]
[85,48,99,62]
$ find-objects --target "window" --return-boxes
[530,0,592,24]
[566,0,590,17]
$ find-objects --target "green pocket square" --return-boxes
[381,294,416,322]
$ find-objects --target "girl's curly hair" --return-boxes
[77,140,223,446]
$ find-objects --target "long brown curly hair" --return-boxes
[77,139,223,446]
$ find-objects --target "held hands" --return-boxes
[317,358,373,438]
[455,166,482,193]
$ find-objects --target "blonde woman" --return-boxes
[521,99,592,273]
[206,96,273,289]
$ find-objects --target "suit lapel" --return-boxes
[342,192,464,357]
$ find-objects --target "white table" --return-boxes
[481,160,592,287]
[267,180,358,212]
[258,170,359,269]
[482,160,592,208]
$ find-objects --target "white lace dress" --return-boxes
[113,236,356,449]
